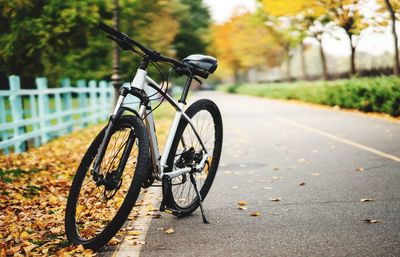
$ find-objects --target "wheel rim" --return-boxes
[75,124,139,241]
[171,109,216,208]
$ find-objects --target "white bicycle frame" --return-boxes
[112,68,209,180]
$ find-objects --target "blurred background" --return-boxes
[1,0,399,87]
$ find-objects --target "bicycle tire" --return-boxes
[65,115,149,250]
[164,99,223,217]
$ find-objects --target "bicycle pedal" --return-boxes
[163,207,183,217]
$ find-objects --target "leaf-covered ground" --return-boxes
[0,107,173,256]
[0,125,105,256]
[0,107,174,256]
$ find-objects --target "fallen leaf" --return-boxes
[107,238,121,245]
[131,240,145,245]
[50,226,62,234]
[10,246,21,254]
[270,198,281,202]
[250,211,260,217]
[356,167,365,172]
[152,213,162,219]
[157,227,165,231]
[299,182,306,186]
[360,198,373,202]
[127,231,142,236]
[23,244,36,253]
[238,201,247,206]
[165,228,175,234]
[20,231,29,240]
[76,245,85,252]
[363,219,378,223]
[238,206,248,210]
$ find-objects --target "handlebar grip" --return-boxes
[97,22,123,39]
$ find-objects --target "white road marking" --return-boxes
[112,186,162,257]
[274,116,400,163]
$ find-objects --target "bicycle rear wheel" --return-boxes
[165,99,223,216]
[65,115,149,250]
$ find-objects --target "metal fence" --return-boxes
[0,75,114,155]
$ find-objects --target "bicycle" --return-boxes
[65,22,223,250]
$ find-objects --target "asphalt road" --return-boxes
[137,91,400,257]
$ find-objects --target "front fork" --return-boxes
[91,88,148,182]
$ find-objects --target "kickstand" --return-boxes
[190,173,209,224]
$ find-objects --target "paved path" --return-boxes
[120,91,400,257]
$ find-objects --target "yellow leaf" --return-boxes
[23,244,36,253]
[165,228,175,234]
[238,206,248,210]
[238,201,247,206]
[250,211,261,217]
[128,231,142,236]
[20,231,30,240]
[50,226,62,234]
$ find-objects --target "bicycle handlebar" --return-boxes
[97,22,184,68]
[97,22,211,79]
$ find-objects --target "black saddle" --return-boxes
[183,54,218,75]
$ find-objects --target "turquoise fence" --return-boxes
[0,75,114,155]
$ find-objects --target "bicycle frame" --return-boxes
[110,67,209,181]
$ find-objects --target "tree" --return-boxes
[173,0,211,60]
[259,0,330,80]
[264,18,302,80]
[0,0,212,86]
[322,0,367,76]
[382,0,400,75]
[0,0,109,84]
[210,12,281,83]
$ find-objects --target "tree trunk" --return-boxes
[385,0,400,75]
[347,33,356,76]
[112,0,122,107]
[318,38,328,80]
[285,46,292,81]
[233,68,240,85]
[300,42,308,80]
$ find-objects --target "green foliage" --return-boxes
[0,0,211,85]
[173,0,211,60]
[0,0,109,83]
[222,77,400,116]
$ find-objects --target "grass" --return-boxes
[220,77,400,117]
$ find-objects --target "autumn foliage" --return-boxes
[0,125,103,256]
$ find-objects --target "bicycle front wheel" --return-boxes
[65,115,149,250]
[165,99,223,216]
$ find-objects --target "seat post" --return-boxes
[179,76,192,105]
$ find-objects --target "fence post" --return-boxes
[0,96,10,154]
[77,80,87,127]
[54,92,63,135]
[9,75,26,153]
[88,80,98,123]
[29,94,40,147]
[36,77,50,144]
[62,78,73,133]
[99,80,108,120]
